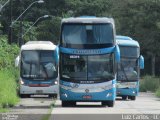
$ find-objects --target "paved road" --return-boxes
[51,92,160,120]
[1,93,160,120]
[52,92,160,114]
[5,95,55,120]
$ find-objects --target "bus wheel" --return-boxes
[107,101,115,107]
[62,101,76,107]
[49,94,57,99]
[70,101,76,106]
[26,94,30,98]
[122,96,127,100]
[62,101,67,107]
[130,96,136,100]
[101,101,108,106]
[19,94,25,98]
[19,94,30,98]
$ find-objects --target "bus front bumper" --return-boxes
[20,84,58,95]
[116,88,138,96]
[60,88,116,101]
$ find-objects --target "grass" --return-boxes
[140,75,160,92]
[140,75,160,98]
[155,87,160,97]
[0,108,8,113]
[0,69,19,112]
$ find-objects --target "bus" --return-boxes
[15,41,59,98]
[116,35,144,100]
[59,17,120,107]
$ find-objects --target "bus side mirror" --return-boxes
[55,46,59,64]
[115,45,120,63]
[15,56,20,67]
[139,55,144,69]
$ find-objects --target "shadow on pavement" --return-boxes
[12,105,50,109]
[54,104,106,108]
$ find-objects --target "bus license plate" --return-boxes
[83,95,92,99]
[36,90,43,94]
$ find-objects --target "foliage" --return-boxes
[0,0,160,75]
[11,21,37,44]
[0,35,19,111]
[155,87,160,98]
[140,76,160,92]
[36,17,61,44]
[0,69,19,111]
[0,35,19,69]
[22,21,37,42]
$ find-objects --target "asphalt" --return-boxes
[1,93,160,120]
[51,92,160,120]
[4,95,55,120]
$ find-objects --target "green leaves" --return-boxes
[0,35,19,70]
[36,17,61,44]
[0,0,160,75]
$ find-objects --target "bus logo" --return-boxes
[73,50,101,55]
[71,83,80,88]
[85,89,89,93]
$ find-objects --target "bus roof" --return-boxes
[62,17,114,24]
[116,35,139,47]
[21,41,57,51]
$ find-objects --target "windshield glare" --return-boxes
[61,54,114,81]
[62,24,113,45]
[120,46,139,58]
[21,50,57,80]
[117,58,139,81]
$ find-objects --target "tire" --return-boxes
[122,96,127,100]
[70,101,76,107]
[20,94,30,98]
[130,96,136,100]
[26,94,30,98]
[107,101,115,107]
[62,101,67,107]
[102,101,108,106]
[62,101,76,107]
[49,94,57,99]
[19,94,25,98]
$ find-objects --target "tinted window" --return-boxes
[62,24,114,45]
[21,50,58,80]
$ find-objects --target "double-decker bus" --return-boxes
[116,35,144,100]
[59,17,120,107]
[15,41,59,98]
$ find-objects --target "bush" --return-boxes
[140,75,160,92]
[156,87,160,97]
[0,69,19,110]
[0,35,19,70]
[0,35,20,112]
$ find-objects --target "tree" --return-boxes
[36,17,61,44]
[110,0,160,76]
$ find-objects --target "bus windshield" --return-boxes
[62,23,113,45]
[21,50,57,80]
[61,54,114,82]
[120,46,139,58]
[117,58,139,81]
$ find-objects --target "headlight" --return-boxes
[106,93,112,97]
[61,93,68,98]
[55,81,58,85]
[20,79,24,85]
[113,84,116,88]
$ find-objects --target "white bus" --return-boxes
[15,41,59,98]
